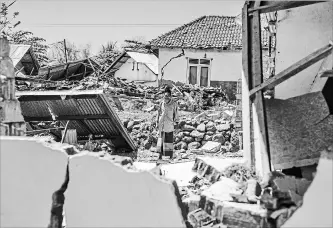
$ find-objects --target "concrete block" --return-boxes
[282,145,333,228]
[221,202,269,228]
[0,137,68,227]
[65,153,186,228]
[201,141,222,153]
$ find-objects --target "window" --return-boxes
[187,58,211,87]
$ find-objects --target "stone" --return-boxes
[207,113,221,121]
[206,131,215,136]
[201,141,208,146]
[132,124,140,130]
[174,137,181,144]
[66,153,186,227]
[197,123,206,132]
[204,135,213,141]
[176,131,185,139]
[143,140,152,150]
[183,136,194,144]
[216,123,231,131]
[183,131,191,136]
[179,120,186,127]
[182,125,195,132]
[127,121,134,130]
[195,137,202,142]
[191,120,199,128]
[245,179,261,203]
[190,130,205,139]
[212,134,225,144]
[175,141,188,150]
[206,122,216,132]
[220,146,229,153]
[201,141,222,153]
[201,177,242,202]
[186,120,192,126]
[123,119,130,128]
[188,142,201,150]
[0,137,68,227]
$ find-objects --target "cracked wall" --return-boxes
[0,137,186,228]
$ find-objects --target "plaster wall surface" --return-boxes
[158,48,242,85]
[274,2,333,99]
[0,137,68,227]
[266,92,333,169]
[65,153,186,228]
[114,57,157,86]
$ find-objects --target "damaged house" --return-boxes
[104,50,159,87]
[9,44,40,76]
[150,15,271,94]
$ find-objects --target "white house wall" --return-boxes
[158,48,242,84]
[114,57,157,84]
[274,1,333,99]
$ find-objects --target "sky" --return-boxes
[5,0,245,54]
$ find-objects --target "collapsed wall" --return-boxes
[0,137,186,228]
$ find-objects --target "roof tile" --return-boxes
[151,15,269,50]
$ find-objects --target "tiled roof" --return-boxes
[150,15,270,50]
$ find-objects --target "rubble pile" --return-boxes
[16,73,229,109]
[175,158,312,228]
[121,102,242,162]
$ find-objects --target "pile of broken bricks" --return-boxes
[175,157,313,228]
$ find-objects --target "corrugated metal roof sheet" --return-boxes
[16,90,136,151]
[127,51,158,75]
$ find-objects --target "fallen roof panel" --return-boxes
[16,90,136,151]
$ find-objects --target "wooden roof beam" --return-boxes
[248,1,327,14]
[249,43,333,96]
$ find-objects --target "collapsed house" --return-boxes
[104,50,159,87]
[9,44,40,76]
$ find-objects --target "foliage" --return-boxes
[95,41,120,68]
[0,1,20,35]
[48,40,82,64]
[10,30,49,65]
[1,1,49,66]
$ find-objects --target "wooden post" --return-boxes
[249,1,272,177]
[241,2,254,167]
[0,36,26,136]
[61,121,70,144]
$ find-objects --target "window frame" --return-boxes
[186,57,212,87]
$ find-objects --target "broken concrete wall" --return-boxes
[0,137,186,228]
[274,2,333,99]
[0,137,68,227]
[282,145,333,228]
[266,92,333,169]
[65,153,186,228]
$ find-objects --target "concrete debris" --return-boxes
[281,145,333,228]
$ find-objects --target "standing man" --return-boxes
[156,86,179,160]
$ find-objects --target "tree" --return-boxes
[0,1,20,35]
[95,41,120,68]
[1,1,49,66]
[81,43,91,59]
[48,40,81,64]
[122,36,148,51]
